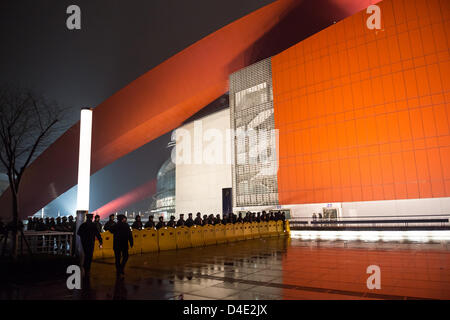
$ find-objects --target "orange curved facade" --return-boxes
[273,0,450,204]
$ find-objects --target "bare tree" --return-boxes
[0,84,67,256]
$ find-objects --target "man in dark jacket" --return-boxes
[144,215,155,229]
[269,212,275,221]
[35,218,46,231]
[77,214,103,275]
[68,215,76,232]
[194,212,202,226]
[166,216,176,228]
[94,214,103,233]
[155,216,165,230]
[185,213,194,227]
[55,217,63,231]
[61,216,69,231]
[176,214,185,227]
[131,215,143,230]
[110,215,133,276]
[27,217,34,231]
[104,214,116,232]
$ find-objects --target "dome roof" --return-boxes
[157,158,175,178]
[156,158,175,193]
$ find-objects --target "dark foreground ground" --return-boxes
[1,237,449,300]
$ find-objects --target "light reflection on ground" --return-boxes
[1,237,449,300]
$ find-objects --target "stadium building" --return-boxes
[174,0,450,221]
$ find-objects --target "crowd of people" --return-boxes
[96,210,287,232]
[24,215,105,233]
[25,216,76,232]
[23,210,286,234]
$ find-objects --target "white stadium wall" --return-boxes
[280,197,450,220]
[175,109,232,216]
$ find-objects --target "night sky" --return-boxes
[0,0,274,216]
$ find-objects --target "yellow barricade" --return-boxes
[93,238,103,260]
[175,226,192,249]
[158,227,177,251]
[130,230,143,255]
[260,221,270,238]
[235,223,245,241]
[190,225,205,247]
[215,224,227,244]
[203,225,216,246]
[268,221,278,237]
[101,231,114,258]
[277,220,286,236]
[251,222,260,239]
[285,220,291,236]
[225,224,236,242]
[243,223,252,240]
[141,228,159,253]
[255,222,263,238]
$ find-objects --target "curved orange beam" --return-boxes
[0,0,371,219]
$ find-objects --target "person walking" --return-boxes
[77,214,103,276]
[110,215,133,277]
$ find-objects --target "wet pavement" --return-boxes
[2,237,450,300]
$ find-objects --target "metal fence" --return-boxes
[16,231,73,256]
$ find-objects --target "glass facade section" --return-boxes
[150,158,175,218]
[230,58,278,207]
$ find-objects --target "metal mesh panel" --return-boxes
[229,58,278,207]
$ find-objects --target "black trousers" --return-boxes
[114,247,129,273]
[82,243,94,272]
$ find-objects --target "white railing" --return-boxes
[16,231,73,256]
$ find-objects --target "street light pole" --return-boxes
[75,108,93,258]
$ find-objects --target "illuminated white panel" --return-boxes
[76,108,93,212]
[290,230,450,242]
[284,197,450,220]
[175,109,232,216]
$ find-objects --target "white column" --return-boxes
[76,108,93,211]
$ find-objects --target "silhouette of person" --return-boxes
[77,214,103,275]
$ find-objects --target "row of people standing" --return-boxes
[26,216,76,232]
[121,211,286,231]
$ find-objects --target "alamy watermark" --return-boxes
[66,5,81,30]
[366,265,381,290]
[66,265,81,289]
[366,4,382,30]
